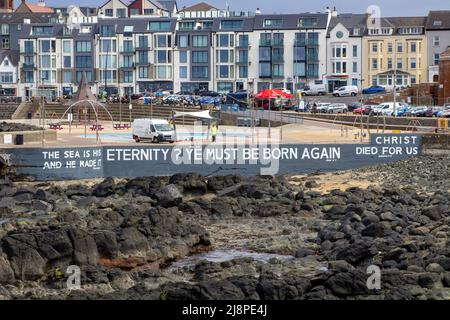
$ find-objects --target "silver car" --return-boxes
[327,103,348,114]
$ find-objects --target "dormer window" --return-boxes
[353,28,360,36]
[433,20,442,26]
[264,19,282,28]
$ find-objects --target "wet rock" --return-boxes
[169,173,207,193]
[68,229,99,265]
[92,177,116,197]
[154,184,182,208]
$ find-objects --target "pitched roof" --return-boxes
[426,10,450,30]
[327,13,368,36]
[22,2,55,13]
[180,2,218,12]
[0,50,20,66]
[0,12,59,23]
[99,0,129,9]
[158,0,177,12]
[386,16,427,27]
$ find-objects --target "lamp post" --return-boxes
[393,40,397,117]
[40,76,46,146]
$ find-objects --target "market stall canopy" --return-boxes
[173,110,215,120]
[255,89,293,99]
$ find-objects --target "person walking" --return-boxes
[211,124,218,143]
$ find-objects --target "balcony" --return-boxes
[134,61,151,67]
[120,47,135,54]
[272,55,284,63]
[236,42,250,49]
[236,58,249,65]
[22,63,35,69]
[294,40,306,46]
[135,45,150,50]
[259,39,284,46]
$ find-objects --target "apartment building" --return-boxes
[326,13,367,92]
[362,15,428,89]
[426,11,450,83]
[0,50,18,97]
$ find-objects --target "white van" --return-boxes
[132,119,175,143]
[333,85,358,97]
[378,102,403,116]
[302,84,327,96]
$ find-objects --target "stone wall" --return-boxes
[0,130,57,145]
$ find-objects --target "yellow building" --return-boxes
[363,16,428,89]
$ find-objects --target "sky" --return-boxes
[13,0,450,16]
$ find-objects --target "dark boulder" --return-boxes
[67,229,99,265]
[92,177,116,197]
[154,184,182,208]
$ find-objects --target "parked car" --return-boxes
[353,105,374,115]
[347,102,363,112]
[362,86,386,95]
[327,103,348,114]
[301,84,327,96]
[332,85,358,97]
[316,102,332,113]
[377,102,403,116]
[425,106,443,117]
[411,106,429,117]
[438,105,450,117]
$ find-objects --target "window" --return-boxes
[410,42,417,53]
[105,9,113,17]
[397,58,403,69]
[178,35,188,48]
[138,36,148,48]
[117,8,127,18]
[123,40,133,52]
[24,41,33,54]
[180,66,187,79]
[1,38,9,49]
[372,58,378,69]
[179,51,187,63]
[220,20,243,29]
[0,72,13,83]
[32,26,53,36]
[100,70,116,82]
[41,40,55,53]
[410,58,417,69]
[76,56,92,68]
[272,64,284,77]
[294,62,306,77]
[157,66,171,79]
[138,67,148,78]
[123,71,133,83]
[148,21,171,31]
[238,35,249,47]
[387,43,393,53]
[388,58,393,69]
[352,45,357,57]
[157,50,170,63]
[100,55,117,68]
[307,64,319,77]
[144,9,154,15]
[219,50,229,63]
[155,35,170,48]
[25,71,33,83]
[397,42,403,53]
[63,40,71,53]
[100,39,117,53]
[218,65,230,78]
[259,47,271,61]
[434,36,440,46]
[434,53,440,66]
[217,82,233,93]
[123,56,133,68]
[192,51,208,63]
[298,17,317,28]
[264,19,282,27]
[138,51,148,64]
[192,35,208,47]
[218,34,230,47]
[179,22,194,30]
[238,50,248,63]
[100,25,115,37]
[239,66,248,78]
[411,76,416,85]
[372,43,378,53]
[4,60,8,67]
[0,24,9,35]
[76,41,91,53]
[63,71,71,83]
[294,46,306,61]
[259,62,271,77]
[41,56,51,68]
[353,62,357,73]
[130,8,139,15]
[63,56,71,68]
[192,66,208,79]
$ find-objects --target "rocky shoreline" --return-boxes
[0,153,449,300]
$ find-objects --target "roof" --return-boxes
[327,13,368,36]
[211,17,255,32]
[0,50,20,66]
[253,13,329,30]
[0,12,59,23]
[157,1,177,13]
[426,11,450,30]
[99,18,177,33]
[180,2,218,12]
[386,16,427,28]
[99,0,129,9]
[21,2,55,13]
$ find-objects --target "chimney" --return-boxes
[38,0,46,7]
[255,8,261,15]
[332,6,338,17]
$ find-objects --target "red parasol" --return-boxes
[255,89,293,99]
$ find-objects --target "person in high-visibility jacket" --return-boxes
[211,124,218,143]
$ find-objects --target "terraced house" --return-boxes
[362,14,428,89]
[7,1,450,99]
